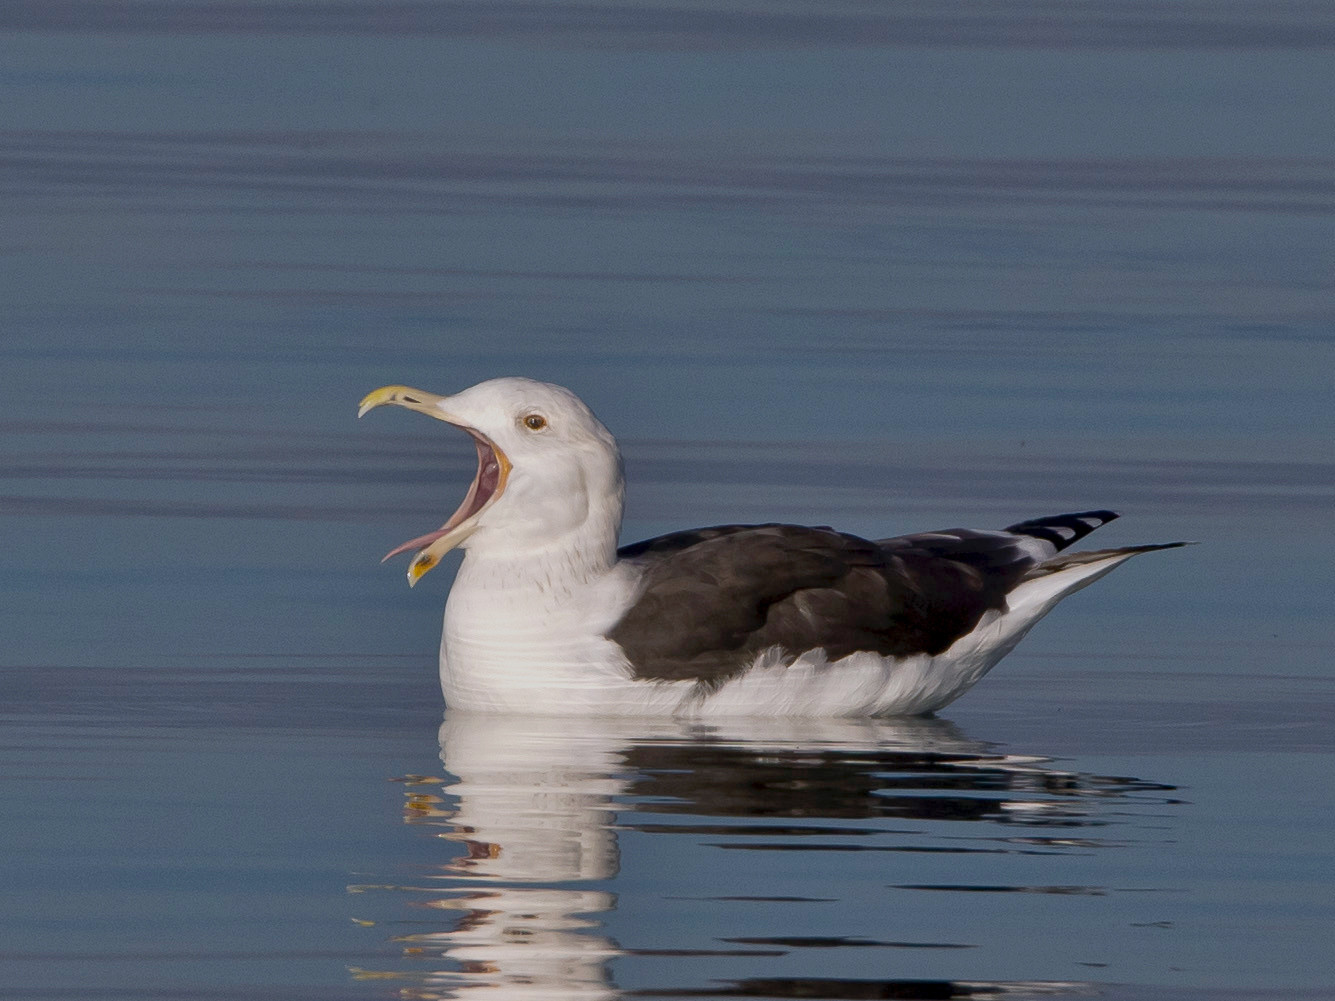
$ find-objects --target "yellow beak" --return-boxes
[358,385,452,420]
[358,385,511,586]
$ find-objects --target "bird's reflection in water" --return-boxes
[352,714,1177,999]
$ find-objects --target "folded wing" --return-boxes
[609,511,1123,687]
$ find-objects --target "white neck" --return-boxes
[438,489,639,712]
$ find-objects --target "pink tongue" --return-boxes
[382,528,452,563]
[380,437,499,563]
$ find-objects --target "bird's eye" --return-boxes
[522,413,547,431]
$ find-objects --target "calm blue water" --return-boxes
[3,4,1334,999]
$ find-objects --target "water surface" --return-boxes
[2,2,1333,999]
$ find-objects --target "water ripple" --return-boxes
[3,1,1334,50]
[6,131,1334,216]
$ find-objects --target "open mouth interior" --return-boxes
[382,431,505,562]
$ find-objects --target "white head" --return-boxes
[359,377,625,584]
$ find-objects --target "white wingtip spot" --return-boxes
[1013,536,1056,563]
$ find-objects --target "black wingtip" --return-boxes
[1003,510,1120,553]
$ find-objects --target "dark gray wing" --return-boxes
[609,511,1119,688]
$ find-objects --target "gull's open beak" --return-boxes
[358,385,512,586]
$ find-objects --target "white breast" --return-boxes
[439,554,675,714]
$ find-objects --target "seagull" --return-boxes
[359,377,1185,716]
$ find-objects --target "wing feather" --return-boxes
[609,517,1089,686]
